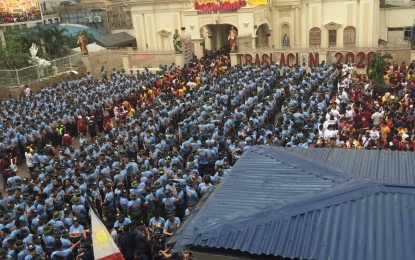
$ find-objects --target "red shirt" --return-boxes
[77,119,87,132]
[62,134,72,146]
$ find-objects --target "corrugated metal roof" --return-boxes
[96,32,136,48]
[171,147,415,260]
[283,148,415,185]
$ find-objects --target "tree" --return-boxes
[0,35,31,69]
[48,27,70,57]
[24,26,70,59]
[367,52,392,88]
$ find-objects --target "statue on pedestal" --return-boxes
[283,34,290,47]
[228,26,238,52]
[77,33,88,55]
[173,29,182,53]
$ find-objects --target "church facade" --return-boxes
[128,0,414,66]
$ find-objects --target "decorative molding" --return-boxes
[279,10,291,18]
[198,17,213,28]
[221,15,238,27]
[158,29,171,37]
[324,22,342,29]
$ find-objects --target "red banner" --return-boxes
[195,0,246,11]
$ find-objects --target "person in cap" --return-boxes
[162,189,180,215]
[50,237,82,260]
[129,180,142,195]
[185,200,197,217]
[71,196,87,223]
[41,225,55,254]
[69,217,84,242]
[102,183,116,224]
[61,207,74,228]
[15,239,29,259]
[148,210,166,234]
[26,243,40,259]
[127,192,142,225]
[118,190,129,215]
[113,213,132,229]
[48,211,65,234]
[32,235,46,257]
[163,212,180,237]
[20,228,33,245]
[33,215,47,236]
[185,178,199,207]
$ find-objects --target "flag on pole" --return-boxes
[90,209,124,260]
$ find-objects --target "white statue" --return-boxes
[29,43,39,58]
[29,42,51,80]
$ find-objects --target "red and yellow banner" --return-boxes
[195,0,246,11]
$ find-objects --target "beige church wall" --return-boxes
[131,2,185,52]
[154,12,181,51]
[357,0,379,46]
[320,1,352,48]
[274,8,294,48]
[379,7,415,42]
[300,0,378,49]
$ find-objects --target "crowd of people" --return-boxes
[0,51,414,259]
[0,9,42,24]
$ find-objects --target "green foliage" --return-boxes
[68,30,95,49]
[367,52,392,88]
[0,25,95,69]
[0,35,31,69]
[23,26,70,58]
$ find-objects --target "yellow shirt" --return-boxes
[384,75,390,84]
[380,126,390,142]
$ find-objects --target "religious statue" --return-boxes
[77,33,88,55]
[173,29,182,53]
[29,43,38,58]
[283,34,290,47]
[228,26,238,52]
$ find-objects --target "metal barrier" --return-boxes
[0,53,83,87]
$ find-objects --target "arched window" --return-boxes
[343,26,356,47]
[309,27,321,48]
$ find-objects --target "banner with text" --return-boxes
[182,34,193,66]
[195,0,246,11]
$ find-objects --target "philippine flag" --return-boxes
[90,209,125,260]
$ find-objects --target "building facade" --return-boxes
[128,0,414,67]
[129,0,382,53]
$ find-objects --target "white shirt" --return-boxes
[371,111,384,126]
[25,152,34,167]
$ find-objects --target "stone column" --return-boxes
[122,54,130,71]
[215,26,223,50]
[192,38,204,59]
[294,6,301,48]
[230,52,238,66]
[175,53,185,68]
